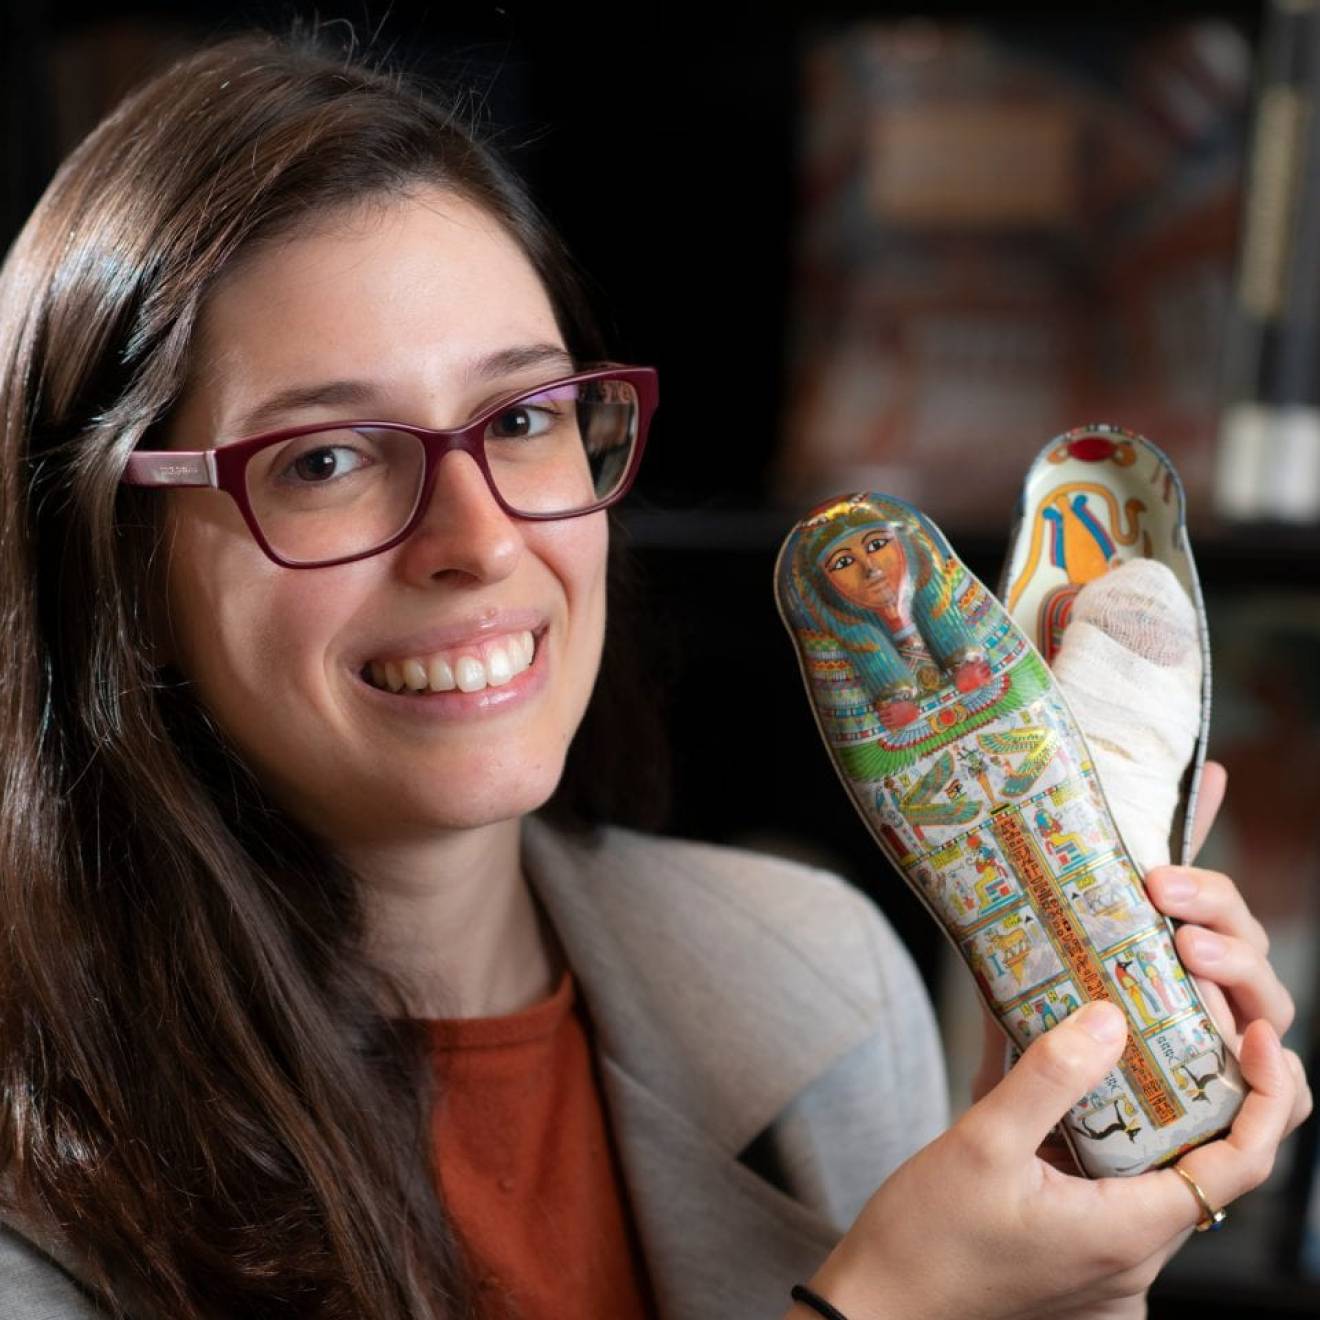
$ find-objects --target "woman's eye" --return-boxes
[828,553,854,571]
[866,536,888,552]
[487,405,555,440]
[280,445,368,483]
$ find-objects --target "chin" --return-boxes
[415,765,565,832]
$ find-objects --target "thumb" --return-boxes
[966,1001,1128,1160]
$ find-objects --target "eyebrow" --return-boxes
[226,342,577,438]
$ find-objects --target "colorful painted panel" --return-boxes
[775,490,1244,1177]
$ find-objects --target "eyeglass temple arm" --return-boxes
[122,451,217,487]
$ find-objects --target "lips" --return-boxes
[362,628,538,694]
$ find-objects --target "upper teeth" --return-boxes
[368,629,536,694]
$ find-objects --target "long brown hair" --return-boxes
[0,28,631,1318]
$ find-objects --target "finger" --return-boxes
[1188,761,1227,861]
[1192,978,1242,1052]
[1145,865,1269,957]
[1283,1048,1314,1136]
[968,1008,1091,1162]
[964,1001,1127,1161]
[970,1004,1010,1104]
[1174,925,1296,1037]
[1142,1020,1294,1232]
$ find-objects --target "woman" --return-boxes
[0,30,1307,1320]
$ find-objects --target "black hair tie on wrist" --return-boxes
[790,1283,851,1320]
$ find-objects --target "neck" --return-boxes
[344,817,564,1020]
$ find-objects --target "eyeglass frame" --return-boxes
[119,363,659,569]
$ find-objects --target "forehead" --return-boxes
[183,188,561,419]
[820,522,898,558]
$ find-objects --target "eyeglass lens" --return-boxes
[242,376,639,564]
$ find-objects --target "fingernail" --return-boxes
[1191,931,1226,961]
[1078,1001,1126,1043]
[1157,871,1196,901]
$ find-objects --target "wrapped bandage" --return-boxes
[1054,559,1203,877]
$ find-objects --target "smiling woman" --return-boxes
[0,31,677,1318]
[0,23,1307,1320]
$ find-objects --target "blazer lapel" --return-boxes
[596,1060,841,1320]
[522,819,878,1319]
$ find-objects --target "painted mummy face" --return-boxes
[821,524,911,625]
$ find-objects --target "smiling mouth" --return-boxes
[362,629,539,695]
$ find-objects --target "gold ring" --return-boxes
[1173,1164,1227,1232]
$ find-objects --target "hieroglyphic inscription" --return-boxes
[992,809,1183,1128]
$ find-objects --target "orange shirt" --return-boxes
[427,970,657,1319]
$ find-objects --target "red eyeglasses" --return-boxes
[121,364,658,568]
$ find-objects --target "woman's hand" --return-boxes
[789,762,1312,1320]
[792,998,1302,1320]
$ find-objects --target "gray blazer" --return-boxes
[0,819,950,1318]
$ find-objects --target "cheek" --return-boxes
[163,504,360,723]
[825,564,865,606]
[542,517,608,679]
[554,512,608,598]
[880,542,907,583]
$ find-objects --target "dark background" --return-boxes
[3,3,1316,1316]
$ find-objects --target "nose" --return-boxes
[393,449,522,586]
